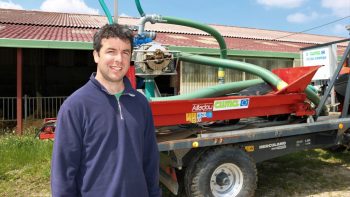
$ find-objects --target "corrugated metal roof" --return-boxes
[0,23,313,53]
[0,24,95,42]
[0,8,348,49]
[0,9,106,28]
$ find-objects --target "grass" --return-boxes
[0,127,53,196]
[255,149,350,196]
[0,128,349,196]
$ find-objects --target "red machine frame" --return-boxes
[38,65,320,139]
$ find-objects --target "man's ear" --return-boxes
[93,50,99,63]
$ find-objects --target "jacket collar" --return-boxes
[89,73,135,96]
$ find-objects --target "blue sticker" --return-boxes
[206,111,213,118]
[240,99,249,107]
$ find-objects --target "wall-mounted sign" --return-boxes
[301,45,337,80]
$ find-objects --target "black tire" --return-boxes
[184,146,257,197]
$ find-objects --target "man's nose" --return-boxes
[113,53,122,62]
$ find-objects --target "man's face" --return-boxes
[93,37,131,84]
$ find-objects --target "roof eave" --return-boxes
[0,38,92,50]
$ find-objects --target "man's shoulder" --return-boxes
[63,81,95,107]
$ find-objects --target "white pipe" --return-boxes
[114,0,118,23]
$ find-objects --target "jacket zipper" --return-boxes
[117,100,124,120]
[117,93,135,120]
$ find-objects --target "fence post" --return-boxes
[24,95,27,121]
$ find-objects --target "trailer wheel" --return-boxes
[185,146,257,197]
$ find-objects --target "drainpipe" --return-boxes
[16,48,23,135]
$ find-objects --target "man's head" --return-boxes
[93,23,133,54]
[93,24,134,90]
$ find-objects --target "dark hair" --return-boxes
[93,23,134,53]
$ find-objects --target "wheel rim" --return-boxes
[210,163,243,197]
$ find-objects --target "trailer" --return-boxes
[153,41,350,196]
[156,114,349,196]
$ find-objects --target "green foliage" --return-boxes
[0,128,53,196]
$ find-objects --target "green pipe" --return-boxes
[161,16,228,83]
[175,52,322,108]
[161,16,227,59]
[151,79,263,101]
[145,78,155,98]
[305,86,327,112]
[135,0,146,17]
[177,53,284,88]
[99,0,113,24]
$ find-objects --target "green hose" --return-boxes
[99,0,113,24]
[134,0,227,59]
[135,0,146,17]
[175,52,322,108]
[161,16,227,59]
[151,79,263,101]
[177,53,284,88]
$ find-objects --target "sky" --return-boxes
[0,0,349,38]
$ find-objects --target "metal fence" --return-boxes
[0,96,67,122]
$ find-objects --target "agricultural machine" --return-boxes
[37,0,350,196]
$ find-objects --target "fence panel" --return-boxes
[0,96,67,122]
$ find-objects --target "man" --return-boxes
[51,23,161,197]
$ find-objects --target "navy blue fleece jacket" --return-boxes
[51,73,161,197]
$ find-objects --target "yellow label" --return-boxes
[277,81,288,91]
[339,123,344,129]
[192,141,199,148]
[244,145,255,152]
[218,70,225,78]
[186,113,197,123]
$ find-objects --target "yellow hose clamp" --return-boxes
[277,81,288,91]
[218,70,225,78]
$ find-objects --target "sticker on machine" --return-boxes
[192,103,213,112]
[259,141,286,150]
[213,98,249,111]
[186,112,213,123]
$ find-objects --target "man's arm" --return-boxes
[51,102,83,197]
[143,104,162,197]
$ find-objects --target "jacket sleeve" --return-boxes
[143,103,162,197]
[51,101,83,197]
